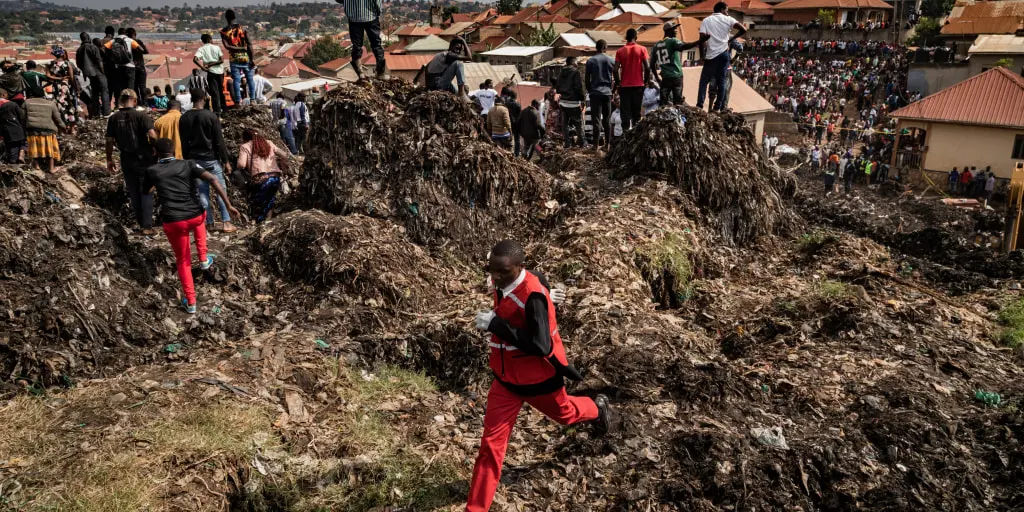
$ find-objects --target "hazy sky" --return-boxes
[46,0,334,9]
[43,0,495,10]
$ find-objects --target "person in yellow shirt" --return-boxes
[153,100,183,159]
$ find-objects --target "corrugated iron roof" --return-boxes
[602,12,664,24]
[262,57,299,78]
[405,34,451,52]
[890,67,1024,129]
[394,24,443,37]
[482,46,553,57]
[571,4,611,20]
[772,0,891,9]
[941,17,1023,35]
[968,34,1024,54]
[441,21,478,35]
[317,57,350,72]
[558,32,597,47]
[364,53,433,71]
[682,67,774,115]
[585,30,627,46]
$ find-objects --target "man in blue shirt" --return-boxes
[337,0,386,79]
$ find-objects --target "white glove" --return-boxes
[550,288,566,305]
[474,311,496,331]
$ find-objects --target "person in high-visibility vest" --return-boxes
[469,240,615,512]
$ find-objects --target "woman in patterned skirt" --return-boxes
[46,46,80,136]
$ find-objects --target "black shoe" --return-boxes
[594,394,616,435]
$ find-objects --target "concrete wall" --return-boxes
[907,62,971,97]
[764,111,799,136]
[967,54,1024,77]
[746,25,908,43]
[904,120,1024,178]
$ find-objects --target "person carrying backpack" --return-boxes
[103,30,142,98]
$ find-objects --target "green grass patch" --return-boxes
[636,231,694,306]
[797,230,839,254]
[817,280,852,300]
[997,298,1024,348]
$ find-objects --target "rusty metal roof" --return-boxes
[942,0,1024,35]
[890,67,1024,129]
[684,0,775,15]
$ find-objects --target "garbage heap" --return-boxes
[0,166,188,392]
[609,107,796,246]
[300,79,570,257]
[220,104,290,159]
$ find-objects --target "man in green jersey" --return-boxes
[650,21,700,106]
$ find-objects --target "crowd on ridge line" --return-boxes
[0,10,322,170]
[745,37,905,57]
[417,1,745,159]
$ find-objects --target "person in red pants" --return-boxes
[469,240,616,511]
[144,138,239,313]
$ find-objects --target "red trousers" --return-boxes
[162,213,208,305]
[466,380,598,512]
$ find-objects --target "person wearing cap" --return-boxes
[179,87,236,233]
[220,9,256,107]
[175,85,192,111]
[696,1,746,112]
[154,99,183,159]
[144,137,239,314]
[417,37,471,95]
[651,21,700,107]
[335,0,386,79]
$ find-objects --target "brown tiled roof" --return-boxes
[571,4,611,20]
[637,16,703,44]
[450,13,476,23]
[262,57,299,78]
[890,67,1024,129]
[683,0,775,14]
[772,0,891,9]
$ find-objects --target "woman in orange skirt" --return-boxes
[23,97,65,172]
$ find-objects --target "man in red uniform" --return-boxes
[468,240,615,512]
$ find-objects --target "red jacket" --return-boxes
[489,271,569,392]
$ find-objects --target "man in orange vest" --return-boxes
[469,239,615,512]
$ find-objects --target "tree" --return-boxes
[908,16,941,46]
[816,9,836,26]
[920,0,955,19]
[298,19,311,34]
[443,5,459,23]
[303,36,348,69]
[522,22,557,46]
[993,58,1014,68]
[497,0,522,16]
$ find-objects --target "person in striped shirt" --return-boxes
[336,0,386,79]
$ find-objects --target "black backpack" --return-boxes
[111,37,132,66]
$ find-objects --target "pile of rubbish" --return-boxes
[300,79,566,256]
[609,107,796,245]
[220,104,290,159]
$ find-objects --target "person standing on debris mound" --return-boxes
[585,39,614,154]
[194,33,226,115]
[180,88,236,233]
[336,0,386,80]
[651,21,699,107]
[556,56,585,149]
[695,2,745,112]
[107,89,157,234]
[221,10,256,108]
[486,96,513,149]
[418,37,471,95]
[145,138,239,314]
[468,240,615,512]
[0,89,27,164]
[76,31,108,118]
[154,100,183,159]
[24,94,65,173]
[614,28,650,131]
[519,99,544,161]
[103,29,142,101]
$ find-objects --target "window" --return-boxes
[1014,135,1024,160]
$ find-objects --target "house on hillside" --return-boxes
[393,24,443,47]
[889,67,1024,178]
[681,0,774,23]
[941,0,1024,52]
[967,35,1024,77]
[404,34,452,55]
[318,57,350,78]
[570,5,612,29]
[480,46,555,76]
[770,0,892,24]
[595,2,671,21]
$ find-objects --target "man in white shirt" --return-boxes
[695,1,745,112]
[470,79,497,116]
[175,85,192,111]
[250,71,272,104]
[193,33,226,114]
